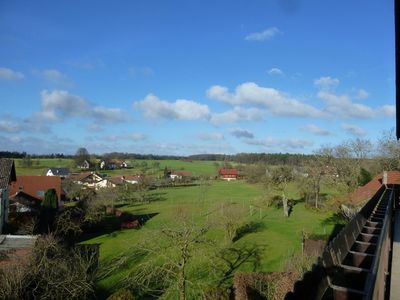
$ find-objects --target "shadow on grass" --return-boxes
[94,248,150,300]
[216,244,264,287]
[233,222,266,242]
[319,212,347,242]
[77,212,159,242]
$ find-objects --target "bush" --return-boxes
[107,288,136,300]
[0,235,98,299]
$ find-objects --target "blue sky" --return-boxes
[0,0,395,155]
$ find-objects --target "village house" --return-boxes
[170,171,192,180]
[219,168,238,181]
[46,167,70,178]
[0,158,17,233]
[100,160,128,170]
[9,176,65,210]
[109,175,140,185]
[79,160,91,170]
[70,172,105,189]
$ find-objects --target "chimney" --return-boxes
[383,171,388,185]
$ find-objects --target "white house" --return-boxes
[46,168,70,178]
[79,160,90,169]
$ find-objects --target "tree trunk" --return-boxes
[178,241,189,300]
[282,195,289,217]
[315,185,320,209]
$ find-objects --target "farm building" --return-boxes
[219,168,238,181]
[46,167,70,178]
[9,176,65,208]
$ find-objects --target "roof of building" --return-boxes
[0,235,37,267]
[47,168,70,176]
[9,176,64,201]
[70,172,103,182]
[219,168,238,176]
[349,171,400,204]
[10,191,42,209]
[108,175,140,185]
[171,171,192,177]
[0,158,16,189]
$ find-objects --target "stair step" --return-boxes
[352,241,376,254]
[342,252,374,269]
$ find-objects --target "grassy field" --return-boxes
[14,158,75,176]
[81,180,337,298]
[14,158,221,177]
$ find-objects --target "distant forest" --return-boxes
[0,150,313,166]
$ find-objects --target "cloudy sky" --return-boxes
[0,0,395,155]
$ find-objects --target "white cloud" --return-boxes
[135,94,211,121]
[302,124,333,136]
[197,132,225,141]
[245,27,281,41]
[380,105,396,117]
[33,90,129,124]
[207,82,322,118]
[38,90,88,121]
[86,124,104,132]
[0,119,21,133]
[341,123,366,137]
[33,69,72,86]
[130,132,146,141]
[210,107,265,125]
[267,68,284,76]
[0,67,24,81]
[314,76,339,90]
[91,107,129,123]
[230,128,254,139]
[355,89,369,100]
[318,91,375,119]
[246,137,313,151]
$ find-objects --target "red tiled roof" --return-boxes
[219,168,238,176]
[10,176,64,201]
[349,171,400,204]
[171,171,192,177]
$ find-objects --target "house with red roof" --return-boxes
[349,171,400,205]
[9,176,65,210]
[170,171,192,180]
[219,168,238,181]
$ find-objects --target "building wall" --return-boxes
[0,188,9,234]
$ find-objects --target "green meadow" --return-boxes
[82,180,337,297]
[14,158,220,177]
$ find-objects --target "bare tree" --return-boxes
[123,216,213,300]
[217,202,246,242]
[74,147,90,167]
[0,234,98,299]
[301,147,335,208]
[267,166,294,217]
[377,129,400,171]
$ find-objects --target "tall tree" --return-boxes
[267,166,294,217]
[124,217,211,300]
[74,147,90,167]
[377,129,400,171]
[42,188,58,209]
[301,146,335,208]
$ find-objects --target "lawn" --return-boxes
[14,158,75,176]
[14,158,221,178]
[81,180,337,298]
